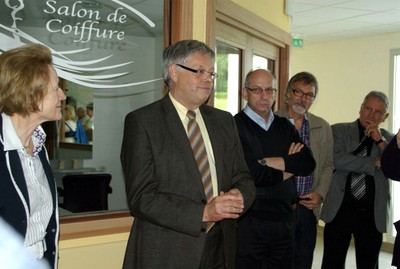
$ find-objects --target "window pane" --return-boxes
[215,41,241,115]
[253,54,274,73]
[394,55,400,130]
[392,54,400,237]
[253,55,268,69]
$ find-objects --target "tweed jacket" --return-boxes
[120,95,256,269]
[275,109,334,219]
[0,115,59,268]
[320,120,394,232]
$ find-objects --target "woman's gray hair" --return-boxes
[162,40,215,86]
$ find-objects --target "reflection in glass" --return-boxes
[53,82,94,160]
[63,104,84,144]
[63,84,93,144]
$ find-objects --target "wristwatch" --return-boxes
[375,137,386,145]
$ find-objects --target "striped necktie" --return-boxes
[350,135,368,199]
[187,110,213,202]
[187,110,215,232]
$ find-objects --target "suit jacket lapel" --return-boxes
[349,120,361,150]
[0,116,30,209]
[200,105,223,192]
[9,151,31,210]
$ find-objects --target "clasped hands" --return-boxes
[202,188,244,222]
[298,192,323,210]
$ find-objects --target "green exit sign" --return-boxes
[292,38,304,48]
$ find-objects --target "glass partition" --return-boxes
[0,0,165,216]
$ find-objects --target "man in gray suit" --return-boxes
[321,91,394,269]
[120,40,255,269]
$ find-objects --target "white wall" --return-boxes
[291,32,400,131]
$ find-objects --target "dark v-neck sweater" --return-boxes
[234,111,316,222]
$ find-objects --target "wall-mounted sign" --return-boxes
[0,0,163,89]
[292,37,304,48]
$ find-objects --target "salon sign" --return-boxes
[0,0,163,88]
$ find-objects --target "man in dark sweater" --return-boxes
[234,69,316,269]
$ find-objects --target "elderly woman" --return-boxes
[0,43,66,268]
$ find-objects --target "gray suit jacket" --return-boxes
[121,95,255,269]
[320,120,393,232]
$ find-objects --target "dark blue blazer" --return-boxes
[0,115,59,268]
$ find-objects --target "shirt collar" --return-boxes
[288,113,309,124]
[243,105,274,131]
[2,113,46,157]
[2,113,21,151]
[169,93,201,121]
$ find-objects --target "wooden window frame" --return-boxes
[214,0,291,109]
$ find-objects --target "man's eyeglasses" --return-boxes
[291,88,316,100]
[176,64,218,79]
[246,87,276,95]
[362,105,386,116]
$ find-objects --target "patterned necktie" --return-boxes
[187,110,213,202]
[351,135,368,199]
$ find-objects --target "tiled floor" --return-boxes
[312,229,394,268]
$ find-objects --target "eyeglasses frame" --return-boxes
[245,86,277,95]
[362,105,387,117]
[175,64,218,79]
[291,88,316,100]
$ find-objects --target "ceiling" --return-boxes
[2,1,399,46]
[289,0,400,44]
